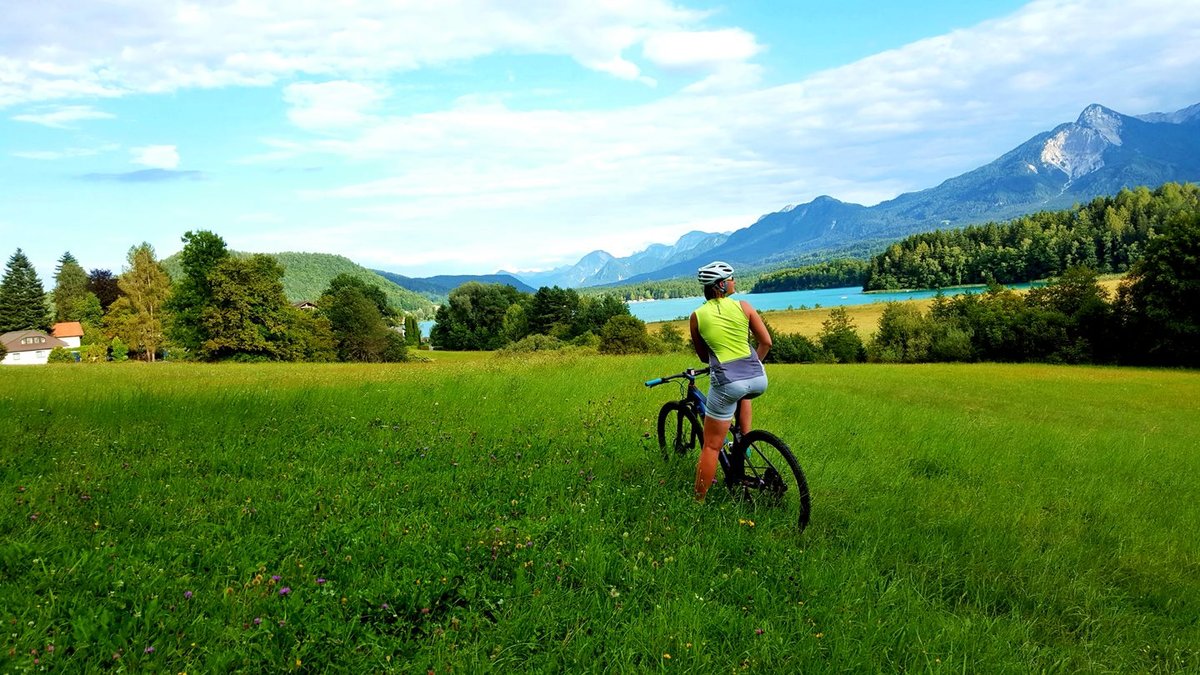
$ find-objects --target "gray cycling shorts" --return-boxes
[705,374,768,422]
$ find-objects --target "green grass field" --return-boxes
[2,356,1198,672]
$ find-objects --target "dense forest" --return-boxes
[751,259,870,293]
[862,182,1200,290]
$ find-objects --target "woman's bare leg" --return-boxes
[695,415,733,501]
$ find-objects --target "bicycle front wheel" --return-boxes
[731,430,811,531]
[657,401,702,459]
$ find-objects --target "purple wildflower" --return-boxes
[271,575,281,582]
[184,591,193,600]
[144,646,155,654]
[254,617,262,625]
[316,578,326,585]
[279,586,291,596]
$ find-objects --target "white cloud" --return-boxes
[642,29,762,70]
[283,80,385,130]
[0,0,708,107]
[11,104,115,128]
[130,145,180,169]
[247,0,1200,275]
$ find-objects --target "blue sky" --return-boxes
[3,0,1199,282]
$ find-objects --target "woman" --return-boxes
[689,261,772,501]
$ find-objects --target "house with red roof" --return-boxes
[51,322,85,349]
[1,330,69,366]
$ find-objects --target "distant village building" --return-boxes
[1,330,69,366]
[51,322,85,349]
[293,300,318,311]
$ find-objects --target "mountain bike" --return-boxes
[645,367,810,531]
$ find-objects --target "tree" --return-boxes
[87,269,121,311]
[324,274,396,324]
[818,307,865,363]
[404,315,421,346]
[430,282,525,350]
[104,244,172,361]
[0,249,51,332]
[53,251,100,323]
[199,255,300,361]
[1116,211,1200,366]
[528,286,580,338]
[868,302,932,363]
[599,315,656,354]
[320,280,393,361]
[166,230,230,353]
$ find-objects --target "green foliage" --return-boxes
[599,315,656,354]
[199,255,305,361]
[818,307,865,363]
[0,248,51,332]
[655,323,687,353]
[431,282,525,351]
[320,279,394,362]
[381,330,410,363]
[285,308,338,363]
[166,230,230,353]
[162,250,436,317]
[868,303,933,363]
[762,322,821,364]
[497,334,568,354]
[79,342,109,363]
[110,336,129,361]
[752,259,870,293]
[404,315,421,346]
[864,182,1200,290]
[104,244,172,362]
[47,346,74,363]
[1115,209,1200,366]
[52,251,100,324]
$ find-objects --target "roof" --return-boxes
[52,321,85,338]
[1,330,69,353]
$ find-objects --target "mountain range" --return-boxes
[498,101,1200,288]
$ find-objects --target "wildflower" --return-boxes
[184,591,193,600]
[254,617,262,625]
[46,645,54,653]
[278,619,286,626]
[144,646,155,654]
[271,575,281,582]
[755,628,764,635]
[279,587,291,596]
[663,653,671,659]
[316,578,326,585]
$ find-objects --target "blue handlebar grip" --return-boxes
[644,378,662,387]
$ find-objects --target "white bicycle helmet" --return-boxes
[697,260,734,286]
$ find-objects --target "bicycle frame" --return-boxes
[647,367,747,477]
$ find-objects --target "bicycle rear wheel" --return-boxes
[730,430,811,531]
[657,401,702,459]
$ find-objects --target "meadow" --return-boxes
[1,355,1197,672]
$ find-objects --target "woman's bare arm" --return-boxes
[741,301,771,361]
[689,312,709,362]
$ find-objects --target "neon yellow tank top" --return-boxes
[694,297,752,363]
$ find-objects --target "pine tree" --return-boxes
[104,243,172,361]
[53,251,101,324]
[0,249,51,332]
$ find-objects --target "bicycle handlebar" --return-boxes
[643,367,710,387]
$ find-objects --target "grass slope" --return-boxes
[162,251,435,316]
[1,357,1197,671]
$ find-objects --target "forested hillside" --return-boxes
[863,182,1200,290]
[752,259,870,293]
[163,251,434,316]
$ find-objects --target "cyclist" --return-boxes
[689,261,772,501]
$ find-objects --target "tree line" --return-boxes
[862,182,1200,291]
[751,259,870,293]
[0,231,425,363]
[764,208,1199,367]
[431,283,683,355]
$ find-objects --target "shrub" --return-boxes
[48,346,75,363]
[499,334,567,354]
[110,337,129,361]
[868,303,932,363]
[599,315,656,355]
[818,307,865,363]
